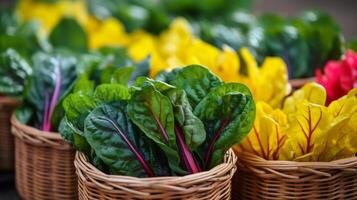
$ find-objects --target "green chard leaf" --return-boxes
[155,68,181,83]
[63,92,97,131]
[24,52,77,131]
[94,84,131,103]
[0,49,32,96]
[49,17,88,52]
[127,84,183,174]
[15,106,34,125]
[133,77,174,92]
[129,56,151,84]
[59,116,91,152]
[110,66,135,85]
[84,104,169,177]
[128,82,203,174]
[171,65,223,108]
[164,88,206,150]
[194,83,255,168]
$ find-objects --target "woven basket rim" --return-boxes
[11,114,61,138]
[0,96,21,106]
[237,152,357,166]
[75,149,237,184]
[237,152,357,179]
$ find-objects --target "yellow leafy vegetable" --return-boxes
[239,85,357,162]
[87,17,129,50]
[17,0,89,37]
[283,83,326,120]
[314,89,357,161]
[280,101,331,161]
[237,102,288,160]
[17,0,130,50]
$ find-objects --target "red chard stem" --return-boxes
[174,125,201,174]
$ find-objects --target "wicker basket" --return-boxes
[289,77,315,90]
[75,149,237,200]
[232,152,357,200]
[11,114,77,200]
[0,97,19,171]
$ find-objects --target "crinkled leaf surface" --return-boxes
[128,84,184,174]
[280,101,331,161]
[283,83,326,120]
[171,65,223,108]
[85,104,169,177]
[238,102,288,160]
[194,83,255,168]
[25,52,76,130]
[94,84,131,103]
[0,49,32,96]
[164,88,206,150]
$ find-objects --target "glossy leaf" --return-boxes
[133,77,174,92]
[164,88,206,150]
[0,49,32,96]
[84,104,168,177]
[60,116,91,152]
[94,84,131,103]
[194,83,255,168]
[127,84,184,174]
[25,52,77,130]
[63,91,97,130]
[237,102,288,160]
[280,101,331,161]
[171,65,223,108]
[283,83,326,120]
[110,67,135,85]
[314,89,357,161]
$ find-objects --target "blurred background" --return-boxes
[1,0,356,38]
[0,0,356,199]
[255,0,357,40]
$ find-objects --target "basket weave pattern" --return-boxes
[75,150,237,200]
[233,152,357,200]
[0,97,19,171]
[11,115,77,200]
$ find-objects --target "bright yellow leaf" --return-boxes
[17,0,89,37]
[280,101,331,161]
[283,83,326,120]
[87,17,129,50]
[237,102,288,160]
[256,57,291,108]
[313,89,357,161]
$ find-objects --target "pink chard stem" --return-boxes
[204,117,230,168]
[101,116,155,177]
[42,90,50,131]
[43,63,61,132]
[174,125,201,174]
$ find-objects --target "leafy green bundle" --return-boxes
[0,46,149,132]
[60,65,255,177]
[0,48,77,131]
[199,11,344,79]
[86,0,252,34]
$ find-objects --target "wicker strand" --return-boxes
[11,114,78,200]
[232,152,357,200]
[75,150,237,200]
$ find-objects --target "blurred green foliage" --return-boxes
[3,0,351,78]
